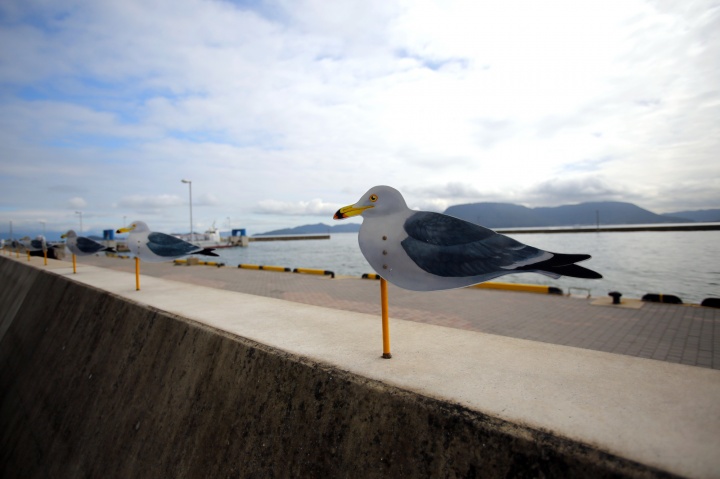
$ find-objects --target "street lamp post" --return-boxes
[40,221,46,237]
[181,179,194,243]
[75,211,83,233]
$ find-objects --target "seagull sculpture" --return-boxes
[21,236,47,252]
[334,185,601,291]
[61,230,116,256]
[116,220,218,262]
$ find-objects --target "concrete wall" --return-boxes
[0,257,672,478]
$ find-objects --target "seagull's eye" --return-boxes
[369,194,378,202]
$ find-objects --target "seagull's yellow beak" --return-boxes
[116,225,134,234]
[333,204,373,220]
[60,233,67,239]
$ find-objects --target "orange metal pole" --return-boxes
[135,257,140,291]
[27,251,30,261]
[72,254,77,274]
[43,250,47,265]
[380,277,391,359]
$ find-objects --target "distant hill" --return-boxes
[256,222,360,236]
[664,209,720,222]
[533,202,689,227]
[444,201,689,228]
[256,202,717,235]
[441,202,546,228]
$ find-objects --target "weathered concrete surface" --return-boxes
[0,255,716,478]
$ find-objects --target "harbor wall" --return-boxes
[0,257,668,478]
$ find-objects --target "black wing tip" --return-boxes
[519,254,601,279]
[194,248,219,257]
[550,264,602,279]
[545,252,592,266]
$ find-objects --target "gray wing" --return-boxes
[401,212,544,277]
[147,232,199,257]
[77,236,107,254]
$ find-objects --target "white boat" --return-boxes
[173,222,248,248]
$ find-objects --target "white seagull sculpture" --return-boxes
[334,185,602,291]
[116,220,218,262]
[61,230,116,256]
[21,236,47,252]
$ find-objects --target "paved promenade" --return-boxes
[71,254,720,370]
[4,253,720,478]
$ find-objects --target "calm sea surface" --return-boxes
[210,230,720,304]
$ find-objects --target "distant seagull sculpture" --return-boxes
[116,220,218,291]
[334,185,602,292]
[61,230,116,256]
[18,236,48,264]
[21,236,47,252]
[116,220,218,263]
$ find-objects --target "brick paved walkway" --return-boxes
[76,256,720,370]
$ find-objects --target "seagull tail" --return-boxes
[104,247,117,253]
[543,263,603,279]
[193,248,220,257]
[520,253,603,279]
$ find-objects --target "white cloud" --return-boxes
[117,194,184,209]
[255,198,339,216]
[0,0,718,236]
[67,197,87,209]
[524,176,633,206]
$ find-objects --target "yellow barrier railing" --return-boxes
[238,264,291,272]
[293,268,335,278]
[173,259,225,267]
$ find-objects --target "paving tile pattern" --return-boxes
[76,256,720,370]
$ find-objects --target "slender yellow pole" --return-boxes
[135,257,140,291]
[380,277,391,359]
[43,250,47,265]
[72,254,77,274]
[27,251,30,261]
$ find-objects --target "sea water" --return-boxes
[210,230,720,304]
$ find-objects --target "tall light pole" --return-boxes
[181,179,193,243]
[40,221,46,237]
[75,211,83,233]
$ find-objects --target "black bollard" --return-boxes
[609,291,622,305]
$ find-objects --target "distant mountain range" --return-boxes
[255,223,361,236]
[256,202,720,235]
[662,209,720,222]
[444,201,692,229]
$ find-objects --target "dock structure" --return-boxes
[497,223,720,234]
[1,254,719,478]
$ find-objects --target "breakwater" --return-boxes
[2,255,718,478]
[496,223,720,234]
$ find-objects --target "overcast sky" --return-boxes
[1,0,718,237]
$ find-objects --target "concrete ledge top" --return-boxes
[11,257,720,478]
